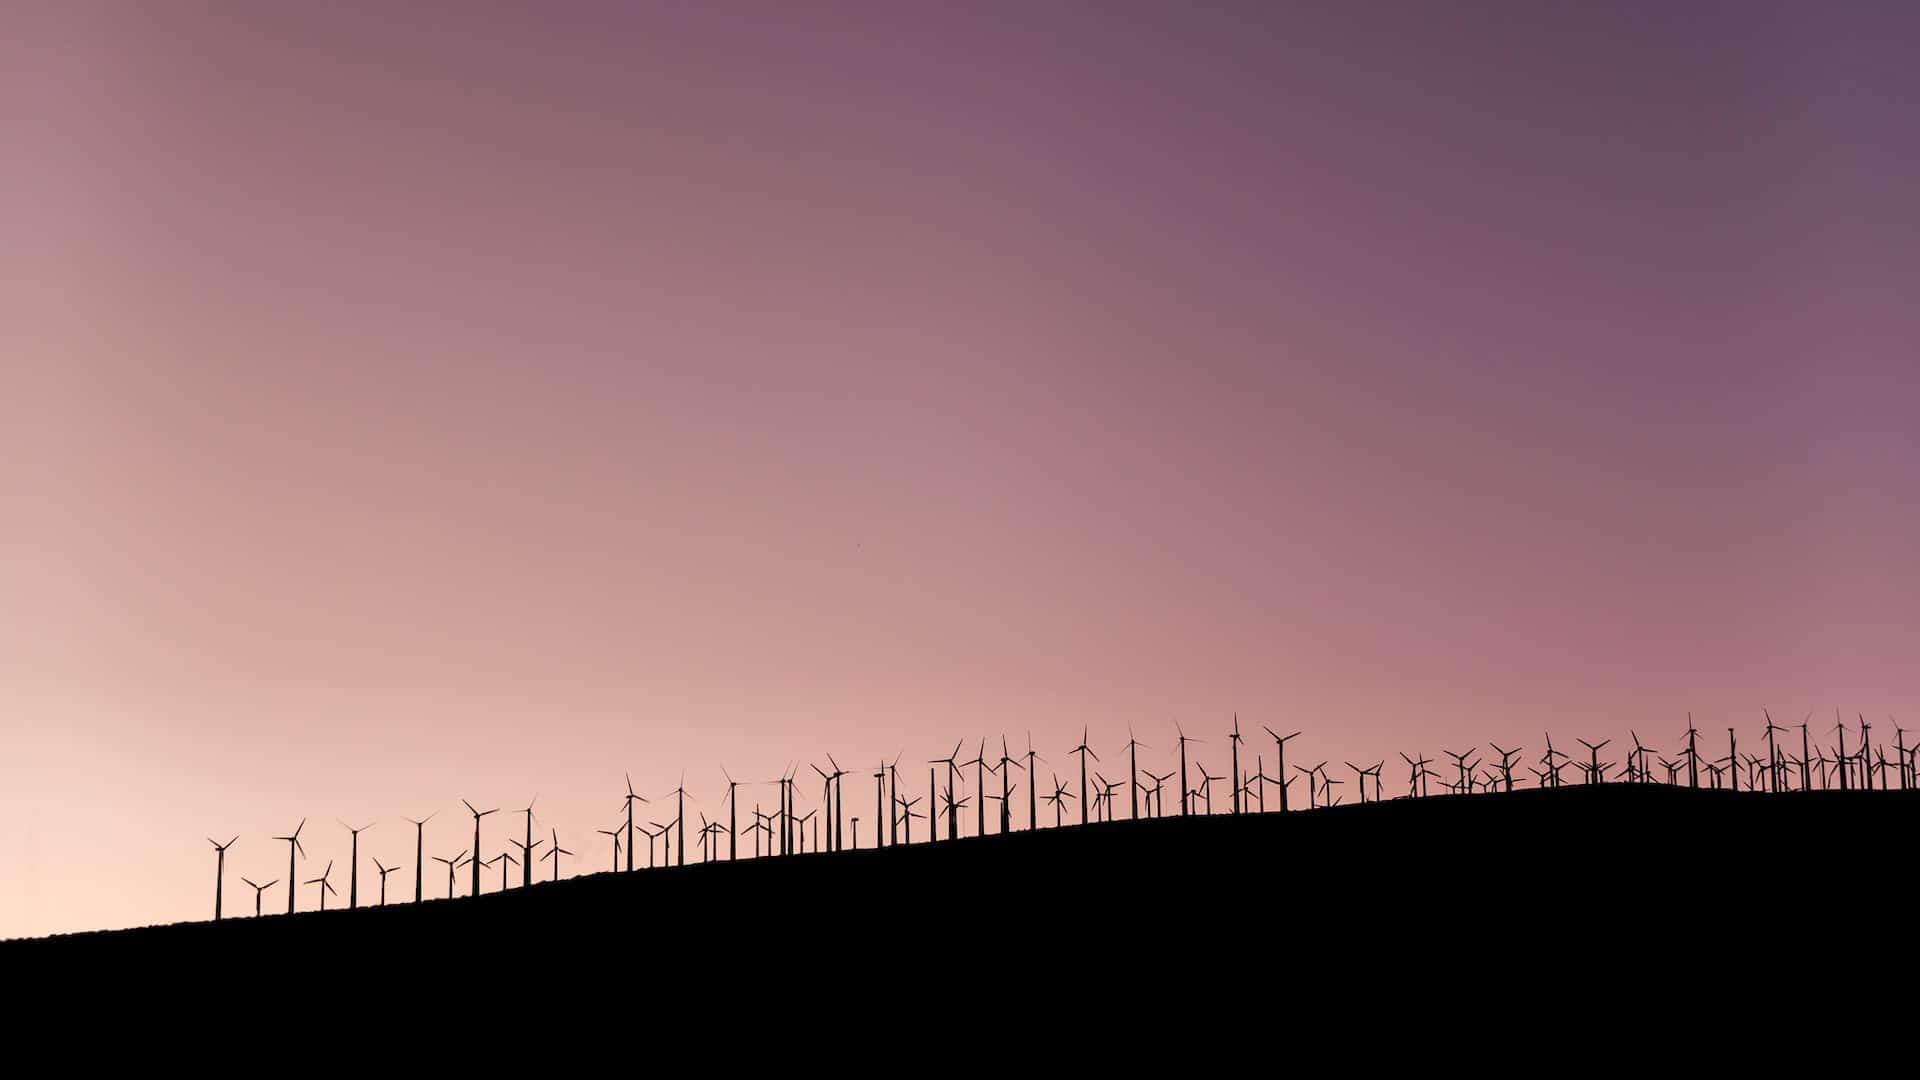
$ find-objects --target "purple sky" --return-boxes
[2,2,1916,936]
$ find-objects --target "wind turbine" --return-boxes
[338,820,373,910]
[405,811,436,903]
[896,795,924,844]
[1044,774,1073,827]
[1263,728,1300,811]
[1175,723,1201,817]
[1489,745,1521,792]
[939,787,969,842]
[827,754,848,851]
[622,778,647,872]
[514,797,537,887]
[506,831,544,884]
[597,827,623,872]
[930,742,964,840]
[433,850,468,899]
[1542,734,1569,789]
[1762,711,1788,793]
[541,828,572,882]
[1024,733,1045,830]
[241,876,276,917]
[1118,727,1149,820]
[810,760,844,852]
[271,819,306,915]
[208,835,238,920]
[1229,715,1245,814]
[1576,739,1609,785]
[1144,770,1174,818]
[724,766,742,859]
[491,850,518,892]
[461,800,498,899]
[372,858,400,904]
[1400,752,1433,798]
[665,775,693,866]
[1344,762,1371,804]
[1294,762,1322,809]
[1193,763,1220,815]
[995,736,1023,834]
[1069,727,1098,827]
[958,741,991,838]
[305,860,337,912]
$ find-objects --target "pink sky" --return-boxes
[3,2,1916,936]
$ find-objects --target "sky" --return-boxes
[2,1,1916,937]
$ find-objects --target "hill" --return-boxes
[10,784,1911,1036]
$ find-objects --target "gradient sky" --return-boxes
[3,2,1916,937]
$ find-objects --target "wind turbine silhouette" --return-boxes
[796,808,818,853]
[405,811,436,903]
[1317,768,1343,806]
[1296,761,1326,809]
[1024,733,1045,830]
[958,741,991,839]
[1118,727,1149,820]
[811,759,845,852]
[939,786,969,841]
[885,751,906,846]
[433,850,468,899]
[372,857,399,904]
[665,775,693,866]
[650,819,674,866]
[541,828,572,882]
[723,766,743,859]
[271,819,306,915]
[461,800,498,898]
[1541,734,1569,789]
[896,794,924,843]
[338,820,373,909]
[1725,727,1738,791]
[1400,752,1432,798]
[1144,770,1174,818]
[1229,716,1245,814]
[1576,739,1609,785]
[208,835,238,920]
[1344,762,1371,804]
[827,754,848,851]
[597,827,623,872]
[929,742,964,840]
[1488,745,1521,792]
[1762,712,1787,793]
[1193,763,1220,815]
[995,736,1023,834]
[305,860,337,912]
[1444,749,1478,795]
[241,876,275,916]
[1264,728,1300,811]
[1175,723,1202,817]
[513,797,537,887]
[489,850,518,892]
[1069,727,1098,827]
[506,830,544,884]
[622,778,647,872]
[1044,774,1073,827]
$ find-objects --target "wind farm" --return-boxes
[9,713,1916,961]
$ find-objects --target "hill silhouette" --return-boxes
[10,784,1910,1036]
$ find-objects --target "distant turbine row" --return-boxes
[205,709,1915,920]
